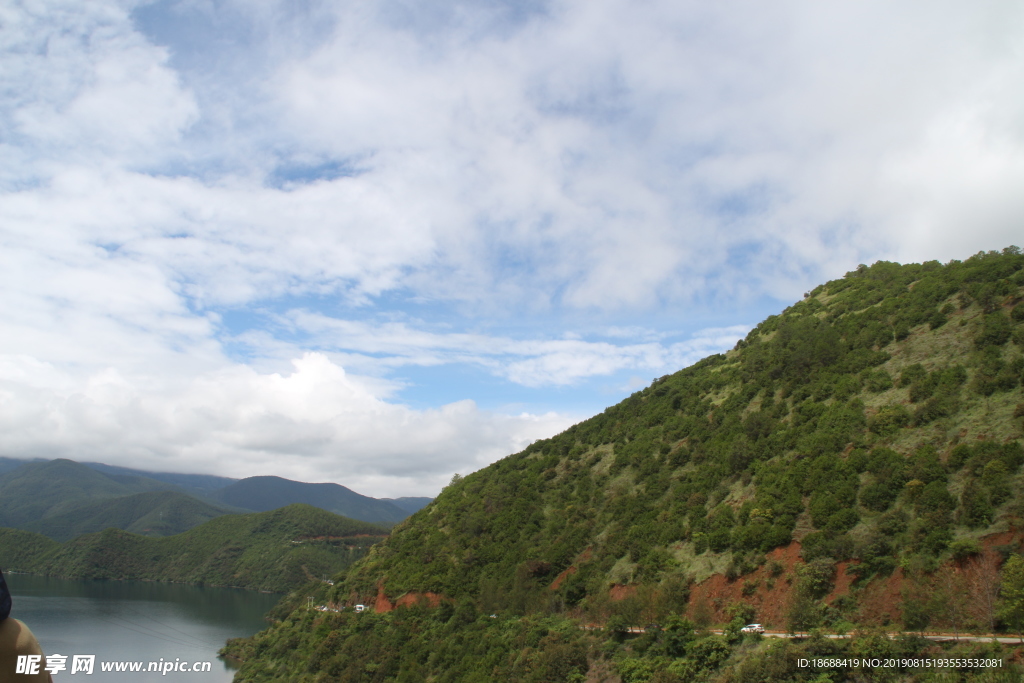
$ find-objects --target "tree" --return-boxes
[689,597,713,629]
[964,552,1000,635]
[786,592,819,636]
[901,578,932,634]
[933,565,967,641]
[998,554,1024,642]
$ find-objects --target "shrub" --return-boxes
[868,404,910,436]
[798,557,837,599]
[976,312,1012,348]
[949,537,981,560]
[899,364,927,387]
[958,479,993,528]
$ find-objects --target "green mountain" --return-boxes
[0,459,239,541]
[21,490,235,542]
[0,504,388,593]
[0,528,60,569]
[0,458,419,542]
[227,249,1024,682]
[0,459,177,528]
[0,457,46,475]
[211,476,411,525]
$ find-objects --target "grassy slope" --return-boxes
[230,249,1024,682]
[0,504,389,593]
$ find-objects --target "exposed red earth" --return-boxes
[356,529,1024,634]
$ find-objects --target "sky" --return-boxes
[1,0,1023,497]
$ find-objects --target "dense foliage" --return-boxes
[225,595,1022,682]
[0,528,60,568]
[0,504,387,593]
[233,249,1024,680]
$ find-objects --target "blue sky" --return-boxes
[1,0,1023,496]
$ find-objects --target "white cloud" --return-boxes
[2,0,1023,495]
[254,0,1024,307]
[1,0,198,167]
[0,352,574,496]
[7,0,1024,314]
[265,311,749,386]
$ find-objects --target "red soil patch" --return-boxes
[680,527,1024,630]
[370,583,449,612]
[609,584,637,601]
[686,542,803,628]
[550,547,593,591]
[825,561,858,604]
[551,566,577,591]
[374,583,395,613]
[393,591,447,608]
[981,526,1020,550]
[855,567,905,626]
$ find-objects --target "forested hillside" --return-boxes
[0,505,388,593]
[22,491,235,541]
[0,459,177,528]
[230,249,1024,682]
[0,459,237,539]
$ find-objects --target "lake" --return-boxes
[4,574,280,682]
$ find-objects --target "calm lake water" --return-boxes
[4,574,280,683]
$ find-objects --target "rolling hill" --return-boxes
[226,249,1024,682]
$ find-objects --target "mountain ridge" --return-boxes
[0,459,432,538]
[227,248,1024,682]
[210,475,411,525]
[21,490,236,542]
[0,504,388,593]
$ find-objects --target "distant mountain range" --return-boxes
[0,504,388,592]
[0,457,433,542]
[210,476,409,524]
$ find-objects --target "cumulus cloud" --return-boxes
[265,0,1024,304]
[6,0,1023,314]
[0,352,574,496]
[1,0,198,168]
[2,0,1023,494]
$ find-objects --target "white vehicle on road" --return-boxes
[740,623,764,633]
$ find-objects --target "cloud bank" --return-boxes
[1,0,1022,494]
